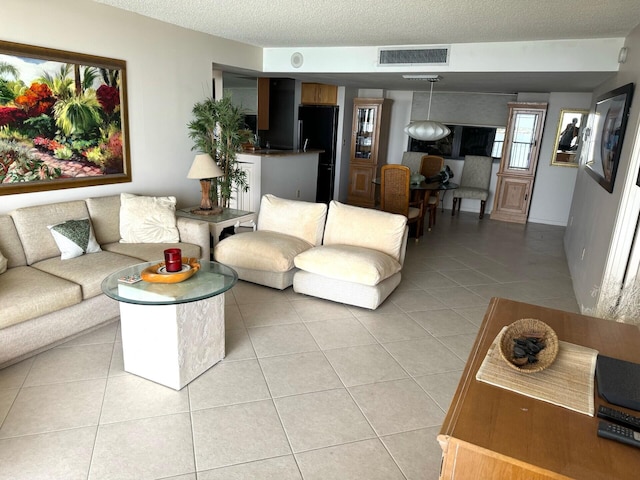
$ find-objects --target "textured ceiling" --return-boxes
[94,0,640,48]
[92,0,640,92]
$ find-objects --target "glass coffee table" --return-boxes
[102,260,237,390]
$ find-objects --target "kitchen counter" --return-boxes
[239,149,324,157]
[233,151,322,211]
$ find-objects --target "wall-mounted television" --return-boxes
[409,124,505,159]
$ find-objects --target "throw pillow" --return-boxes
[0,250,7,274]
[47,218,102,260]
[119,193,180,243]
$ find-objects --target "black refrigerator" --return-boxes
[298,105,339,203]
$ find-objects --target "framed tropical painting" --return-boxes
[0,40,131,195]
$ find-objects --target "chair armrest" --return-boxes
[176,217,210,259]
[409,200,424,214]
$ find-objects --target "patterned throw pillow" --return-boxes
[0,250,7,274]
[47,218,102,260]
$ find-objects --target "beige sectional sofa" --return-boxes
[0,194,209,368]
[214,195,408,309]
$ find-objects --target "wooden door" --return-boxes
[492,103,547,224]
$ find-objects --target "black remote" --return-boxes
[597,405,640,430]
[597,420,640,448]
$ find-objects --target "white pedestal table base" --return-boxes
[118,293,225,390]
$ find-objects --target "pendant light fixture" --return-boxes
[403,75,451,141]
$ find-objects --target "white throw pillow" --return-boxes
[47,218,102,260]
[119,193,180,243]
[0,250,7,274]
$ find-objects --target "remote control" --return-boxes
[118,274,142,284]
[597,405,640,430]
[597,420,640,449]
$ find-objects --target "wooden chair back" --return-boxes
[380,164,411,217]
[420,155,444,178]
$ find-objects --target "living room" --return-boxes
[2,0,640,478]
[2,0,640,315]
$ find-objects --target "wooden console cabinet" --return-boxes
[438,297,640,480]
[347,98,391,207]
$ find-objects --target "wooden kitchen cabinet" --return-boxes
[347,98,391,207]
[257,77,270,130]
[301,82,338,105]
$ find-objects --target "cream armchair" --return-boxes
[214,194,327,290]
[293,201,408,310]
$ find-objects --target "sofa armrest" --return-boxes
[176,217,210,259]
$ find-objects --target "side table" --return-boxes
[176,207,257,259]
[101,261,237,390]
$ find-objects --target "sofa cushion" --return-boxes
[102,241,200,262]
[294,245,402,286]
[10,200,90,264]
[215,231,312,273]
[257,194,327,246]
[48,218,102,260]
[33,251,141,300]
[119,193,180,243]
[86,195,121,244]
[0,250,6,274]
[0,266,82,329]
[323,201,407,261]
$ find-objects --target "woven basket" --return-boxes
[499,318,559,373]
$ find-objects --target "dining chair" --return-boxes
[451,155,493,219]
[380,164,424,242]
[400,151,425,173]
[420,155,444,231]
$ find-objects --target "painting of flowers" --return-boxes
[0,41,131,195]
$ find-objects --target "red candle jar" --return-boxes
[164,248,182,272]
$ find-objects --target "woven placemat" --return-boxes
[476,326,599,416]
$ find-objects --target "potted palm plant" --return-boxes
[187,96,250,209]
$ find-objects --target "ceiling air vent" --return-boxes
[378,47,449,66]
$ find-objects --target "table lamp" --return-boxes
[187,153,224,215]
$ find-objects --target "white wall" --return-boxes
[264,39,622,76]
[565,23,640,313]
[528,92,592,225]
[1,0,262,213]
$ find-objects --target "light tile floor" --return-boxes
[0,211,579,479]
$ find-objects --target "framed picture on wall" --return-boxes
[0,40,131,195]
[584,82,634,193]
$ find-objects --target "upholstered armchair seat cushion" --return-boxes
[294,245,401,286]
[453,186,489,201]
[215,230,313,273]
[323,201,407,261]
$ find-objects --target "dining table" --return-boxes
[373,177,459,212]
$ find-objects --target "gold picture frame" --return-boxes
[0,40,131,195]
[550,109,588,168]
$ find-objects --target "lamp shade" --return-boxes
[404,121,451,141]
[187,154,224,179]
